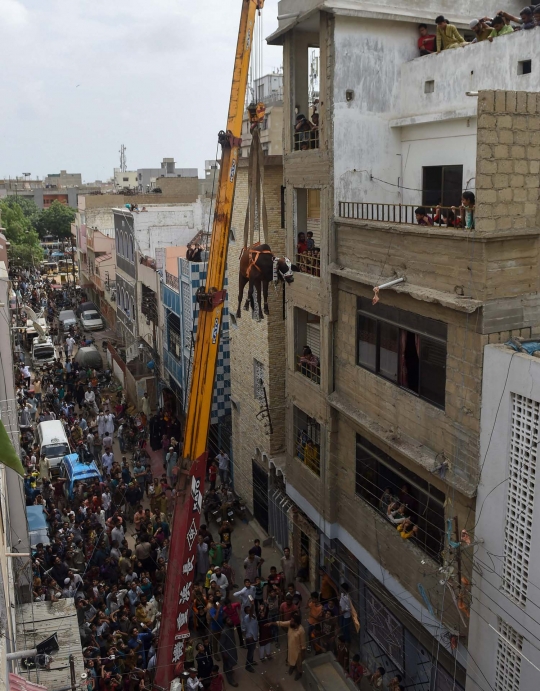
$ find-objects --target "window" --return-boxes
[518,59,532,75]
[355,434,445,560]
[129,236,134,262]
[168,313,181,358]
[422,165,463,207]
[253,359,265,403]
[357,298,447,408]
[501,394,538,605]
[495,619,523,691]
[293,406,321,476]
[424,80,435,94]
[123,177,129,182]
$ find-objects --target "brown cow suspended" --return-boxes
[237,243,295,319]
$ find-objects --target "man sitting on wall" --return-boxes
[435,15,465,51]
[417,24,436,55]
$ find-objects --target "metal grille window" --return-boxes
[356,434,445,561]
[167,313,181,359]
[366,590,404,671]
[502,394,538,605]
[495,619,523,691]
[293,406,321,476]
[254,359,265,403]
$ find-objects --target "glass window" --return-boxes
[356,299,446,409]
[357,315,377,371]
[379,322,399,382]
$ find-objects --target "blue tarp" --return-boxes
[505,340,540,355]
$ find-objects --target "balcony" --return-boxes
[296,354,320,384]
[338,202,467,229]
[296,251,320,277]
[163,348,182,386]
[165,271,179,292]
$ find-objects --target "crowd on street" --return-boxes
[13,267,405,691]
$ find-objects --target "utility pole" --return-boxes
[119,145,127,173]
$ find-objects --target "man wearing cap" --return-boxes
[210,566,229,599]
[186,668,203,691]
[469,17,493,42]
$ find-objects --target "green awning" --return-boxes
[0,420,24,476]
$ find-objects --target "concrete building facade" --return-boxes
[136,158,198,192]
[469,344,540,691]
[267,0,540,688]
[227,156,289,534]
[240,73,284,159]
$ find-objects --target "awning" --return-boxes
[9,673,47,691]
[0,419,24,475]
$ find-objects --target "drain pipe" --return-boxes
[372,277,405,305]
[277,12,300,20]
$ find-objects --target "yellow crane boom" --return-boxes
[154,1,264,686]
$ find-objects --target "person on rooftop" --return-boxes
[498,6,535,30]
[435,16,465,51]
[488,13,515,40]
[469,18,493,42]
[417,24,436,55]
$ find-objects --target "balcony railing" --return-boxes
[338,202,467,228]
[296,251,320,277]
[165,271,179,291]
[294,128,319,151]
[296,354,320,385]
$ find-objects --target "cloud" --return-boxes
[0,0,282,180]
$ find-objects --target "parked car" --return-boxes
[59,309,77,332]
[79,310,104,331]
[76,301,99,317]
[26,505,50,548]
[74,346,103,370]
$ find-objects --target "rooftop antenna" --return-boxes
[119,144,127,173]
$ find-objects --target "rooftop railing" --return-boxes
[296,354,320,385]
[338,202,468,228]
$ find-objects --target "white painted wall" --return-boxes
[132,200,213,257]
[468,344,540,691]
[400,29,540,119]
[399,118,477,206]
[333,16,416,205]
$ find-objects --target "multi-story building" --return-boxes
[136,157,198,192]
[469,342,540,691]
[113,169,138,190]
[266,1,540,688]
[44,170,83,188]
[161,252,231,431]
[227,152,291,536]
[240,73,284,159]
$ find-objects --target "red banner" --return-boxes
[154,453,207,688]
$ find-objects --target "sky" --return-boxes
[0,0,282,182]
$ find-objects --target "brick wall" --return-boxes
[476,89,540,233]
[228,159,286,512]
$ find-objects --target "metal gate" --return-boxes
[268,489,292,550]
[252,460,269,532]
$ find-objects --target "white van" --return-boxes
[31,337,57,368]
[36,420,71,476]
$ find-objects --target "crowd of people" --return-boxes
[417,7,540,55]
[13,267,407,691]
